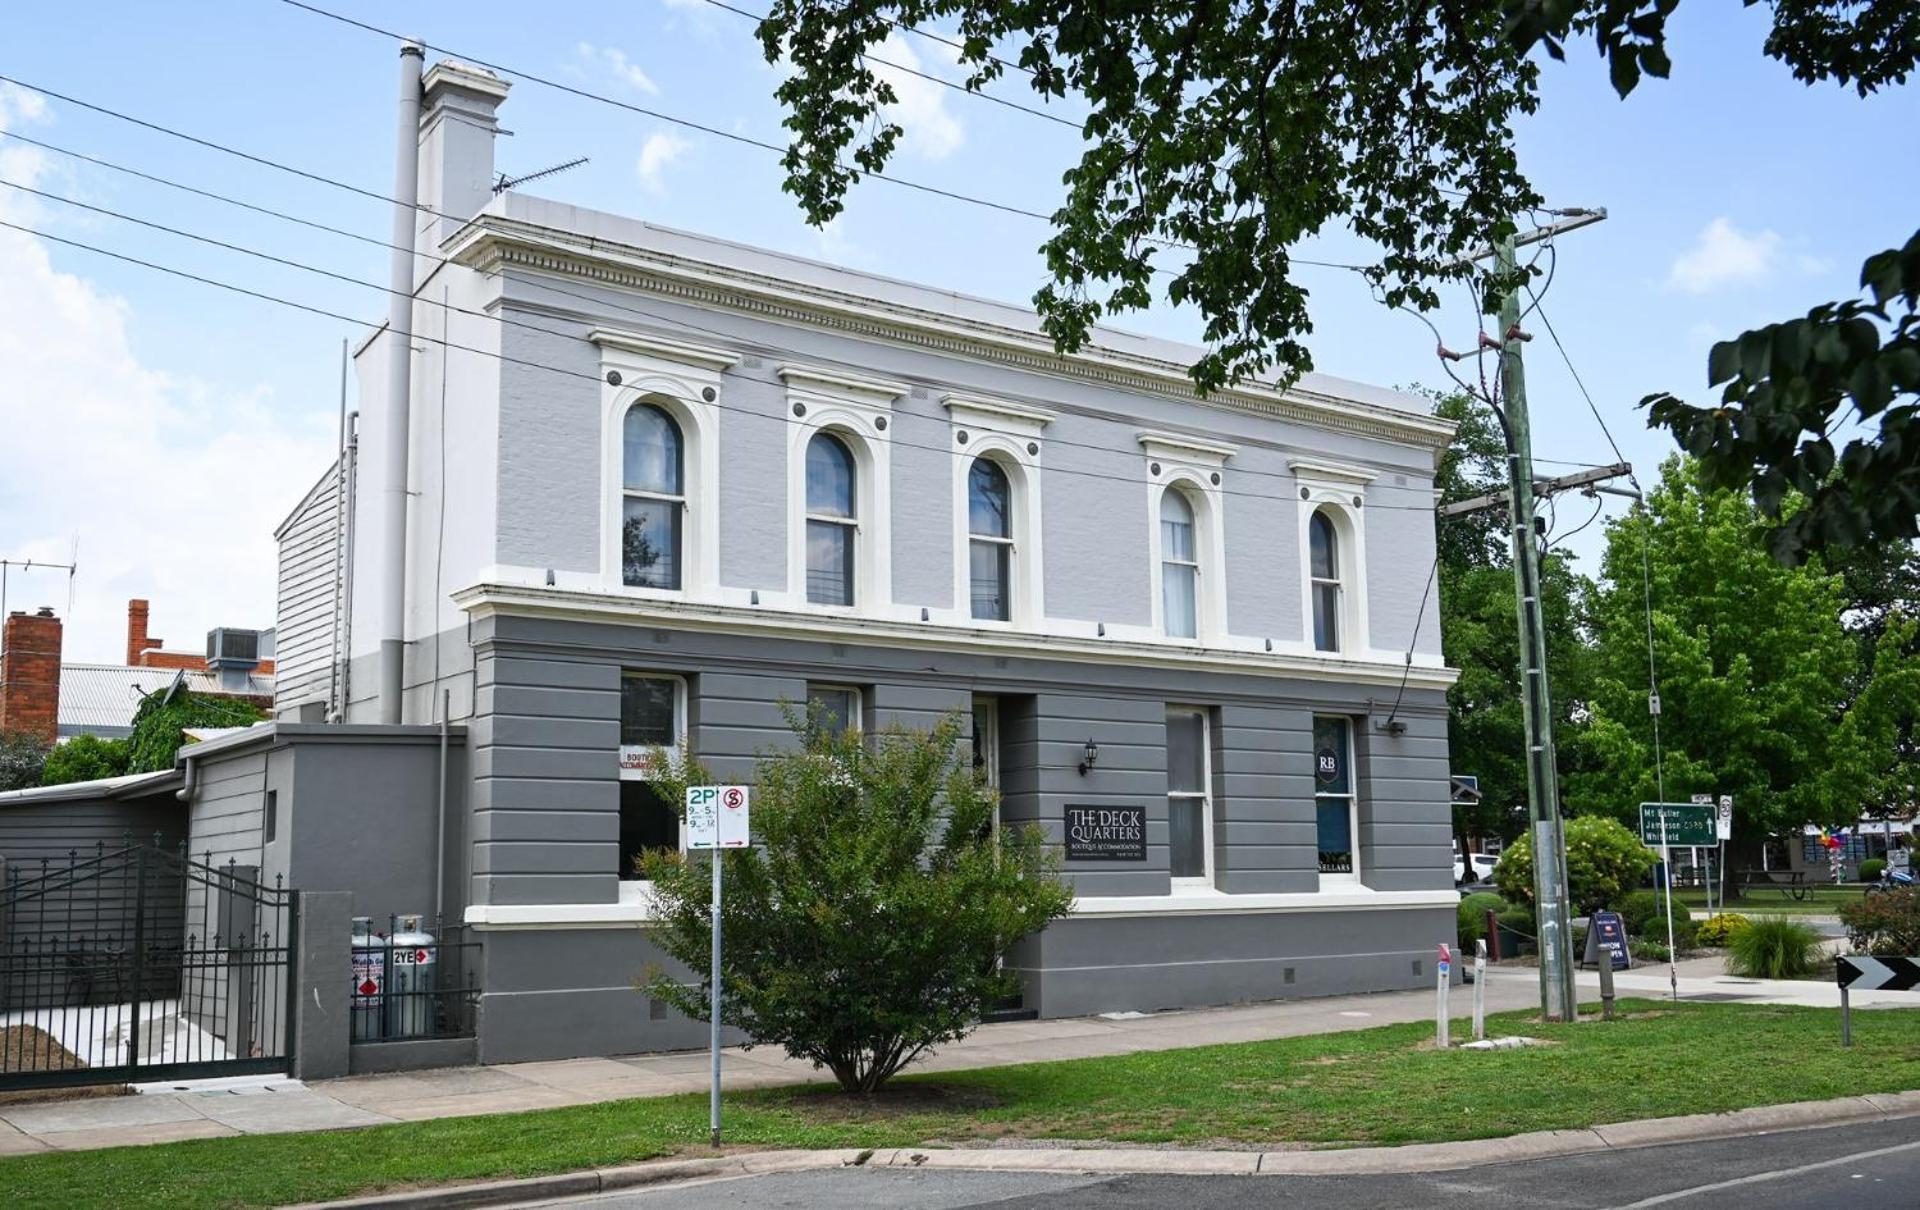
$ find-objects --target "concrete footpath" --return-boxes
[0,956,1909,1156]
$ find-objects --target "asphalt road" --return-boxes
[513,1117,1920,1210]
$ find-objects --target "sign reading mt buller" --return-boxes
[1638,802,1715,847]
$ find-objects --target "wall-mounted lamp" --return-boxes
[1078,738,1100,776]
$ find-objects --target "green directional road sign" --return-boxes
[1639,802,1716,847]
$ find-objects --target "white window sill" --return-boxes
[1070,888,1456,918]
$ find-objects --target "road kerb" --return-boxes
[295,1092,1920,1207]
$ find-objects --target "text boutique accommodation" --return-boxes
[265,61,1461,1065]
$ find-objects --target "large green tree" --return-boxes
[754,1,1916,558]
[1567,458,1862,856]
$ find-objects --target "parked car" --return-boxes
[1467,852,1498,883]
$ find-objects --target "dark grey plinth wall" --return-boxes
[292,890,351,1080]
[1008,904,1459,1018]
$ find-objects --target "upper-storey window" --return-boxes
[1309,509,1342,652]
[1159,489,1199,640]
[968,457,1014,621]
[622,403,684,590]
[805,432,858,606]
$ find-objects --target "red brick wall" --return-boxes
[0,608,62,744]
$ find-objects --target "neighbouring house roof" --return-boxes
[0,768,183,806]
[58,663,275,739]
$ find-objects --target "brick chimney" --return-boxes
[127,598,156,666]
[0,607,62,744]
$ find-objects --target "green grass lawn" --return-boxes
[1676,886,1860,915]
[3,1000,1916,1209]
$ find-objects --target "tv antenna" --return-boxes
[494,157,589,194]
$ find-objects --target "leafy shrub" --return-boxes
[1858,858,1887,883]
[0,731,49,791]
[638,710,1073,1093]
[1458,892,1505,945]
[126,689,266,773]
[1695,913,1753,948]
[1728,918,1824,979]
[40,734,131,786]
[1495,903,1535,942]
[1839,888,1920,956]
[1618,889,1697,948]
[1493,816,1657,915]
[1635,938,1671,963]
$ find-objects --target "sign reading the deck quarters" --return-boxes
[686,785,751,850]
[1064,805,1146,861]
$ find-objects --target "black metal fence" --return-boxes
[350,914,479,1044]
[0,841,295,1091]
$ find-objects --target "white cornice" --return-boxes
[448,218,1456,451]
[942,394,1057,432]
[465,887,1459,930]
[1289,457,1379,486]
[588,327,741,373]
[449,581,1458,691]
[776,363,908,404]
[1138,429,1241,465]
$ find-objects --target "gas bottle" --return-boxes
[386,913,437,1039]
[349,916,385,1041]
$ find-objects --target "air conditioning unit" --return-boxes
[206,627,262,668]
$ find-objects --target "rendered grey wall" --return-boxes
[466,613,1452,908]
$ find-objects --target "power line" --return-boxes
[0,160,1444,494]
[1,215,1456,516]
[696,0,1085,130]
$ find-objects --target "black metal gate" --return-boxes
[0,842,296,1091]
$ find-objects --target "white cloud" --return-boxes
[871,33,965,160]
[575,42,660,95]
[0,91,332,662]
[636,131,690,194]
[1666,217,1782,295]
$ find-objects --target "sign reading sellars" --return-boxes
[1064,805,1146,861]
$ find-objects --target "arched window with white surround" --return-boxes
[804,431,858,606]
[968,456,1014,621]
[1159,488,1199,640]
[621,402,684,590]
[1309,508,1342,652]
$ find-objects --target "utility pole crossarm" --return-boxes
[1439,462,1633,518]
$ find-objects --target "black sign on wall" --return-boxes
[1064,804,1147,861]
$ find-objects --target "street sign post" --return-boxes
[687,784,751,1146]
[1639,804,1702,1003]
[1435,943,1452,1048]
[1836,955,1920,1046]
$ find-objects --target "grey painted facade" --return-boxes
[253,58,1463,1069]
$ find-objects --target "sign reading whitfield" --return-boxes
[1639,802,1716,847]
[1065,805,1146,861]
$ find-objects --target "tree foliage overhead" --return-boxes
[755,1,1919,558]
[0,731,49,793]
[637,709,1072,1094]
[756,0,1543,393]
[125,688,266,774]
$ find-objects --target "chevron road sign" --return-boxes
[1838,956,1920,1046]
[1838,955,1920,991]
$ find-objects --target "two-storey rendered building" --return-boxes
[257,59,1461,1065]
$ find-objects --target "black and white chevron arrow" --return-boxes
[1837,955,1920,991]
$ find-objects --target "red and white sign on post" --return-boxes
[1435,942,1453,1048]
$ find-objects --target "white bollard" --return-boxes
[1472,939,1487,1041]
[1436,942,1452,1049]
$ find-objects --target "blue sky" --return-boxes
[1,1,1912,660]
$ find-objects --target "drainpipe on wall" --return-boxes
[378,39,425,725]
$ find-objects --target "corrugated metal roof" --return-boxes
[58,663,275,736]
[0,768,182,805]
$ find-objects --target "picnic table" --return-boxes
[1733,869,1810,901]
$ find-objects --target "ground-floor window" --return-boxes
[619,671,686,879]
[1314,715,1359,881]
[1167,706,1213,885]
[972,695,1001,840]
[806,684,861,739]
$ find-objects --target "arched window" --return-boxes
[805,432,857,606]
[967,457,1013,621]
[1309,509,1341,652]
[622,403,684,589]
[1160,489,1198,639]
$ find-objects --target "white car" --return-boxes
[1467,852,1498,883]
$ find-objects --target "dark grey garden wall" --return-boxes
[0,788,185,871]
